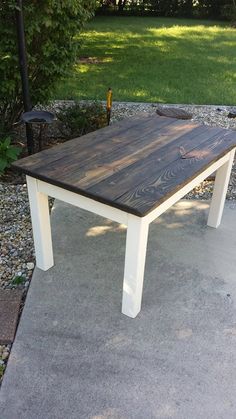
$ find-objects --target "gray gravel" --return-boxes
[0,183,34,290]
[0,345,11,385]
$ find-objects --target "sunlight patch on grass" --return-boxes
[224,70,236,79]
[75,64,90,73]
[147,24,232,41]
[221,40,236,47]
[56,17,236,105]
[133,89,149,98]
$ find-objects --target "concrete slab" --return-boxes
[1,200,236,419]
[0,290,23,344]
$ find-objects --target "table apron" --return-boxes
[37,179,128,225]
[144,150,234,225]
[35,150,234,227]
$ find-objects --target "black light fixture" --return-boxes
[15,0,34,154]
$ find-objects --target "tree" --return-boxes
[0,0,96,133]
[118,0,127,12]
[97,0,234,18]
[196,0,230,18]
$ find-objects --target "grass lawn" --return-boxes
[56,16,236,105]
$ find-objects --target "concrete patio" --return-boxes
[1,199,236,419]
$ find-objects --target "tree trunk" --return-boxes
[118,0,127,12]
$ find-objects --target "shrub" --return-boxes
[97,0,234,19]
[11,275,26,285]
[0,1,97,133]
[0,137,21,175]
[221,2,236,21]
[56,102,107,139]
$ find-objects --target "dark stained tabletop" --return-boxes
[13,114,236,217]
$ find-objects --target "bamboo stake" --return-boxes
[106,87,112,125]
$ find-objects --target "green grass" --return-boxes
[56,16,236,105]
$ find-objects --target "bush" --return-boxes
[0,137,21,175]
[96,0,234,19]
[56,101,107,139]
[0,0,97,133]
[221,3,236,21]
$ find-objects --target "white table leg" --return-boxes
[207,149,235,228]
[122,214,149,318]
[26,176,54,270]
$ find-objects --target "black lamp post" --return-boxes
[15,0,34,154]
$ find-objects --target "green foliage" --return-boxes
[56,101,107,139]
[0,0,97,132]
[221,2,236,21]
[0,137,21,175]
[97,1,234,19]
[11,275,26,285]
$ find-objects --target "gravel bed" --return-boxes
[0,183,34,289]
[0,345,11,384]
[1,101,236,382]
[0,183,34,385]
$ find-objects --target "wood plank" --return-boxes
[87,125,222,198]
[13,113,147,169]
[13,114,172,172]
[29,116,178,181]
[115,130,236,216]
[45,119,199,189]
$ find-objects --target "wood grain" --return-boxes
[12,114,236,217]
[116,130,236,215]
[14,114,170,171]
[87,125,222,199]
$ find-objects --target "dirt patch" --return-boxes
[79,56,110,64]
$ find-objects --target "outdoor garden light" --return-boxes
[21,110,56,152]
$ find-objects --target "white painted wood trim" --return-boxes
[37,180,128,225]
[144,151,234,224]
[207,149,235,228]
[26,176,54,271]
[122,215,149,318]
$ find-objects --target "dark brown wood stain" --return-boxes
[12,115,236,217]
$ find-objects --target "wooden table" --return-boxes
[13,114,236,318]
